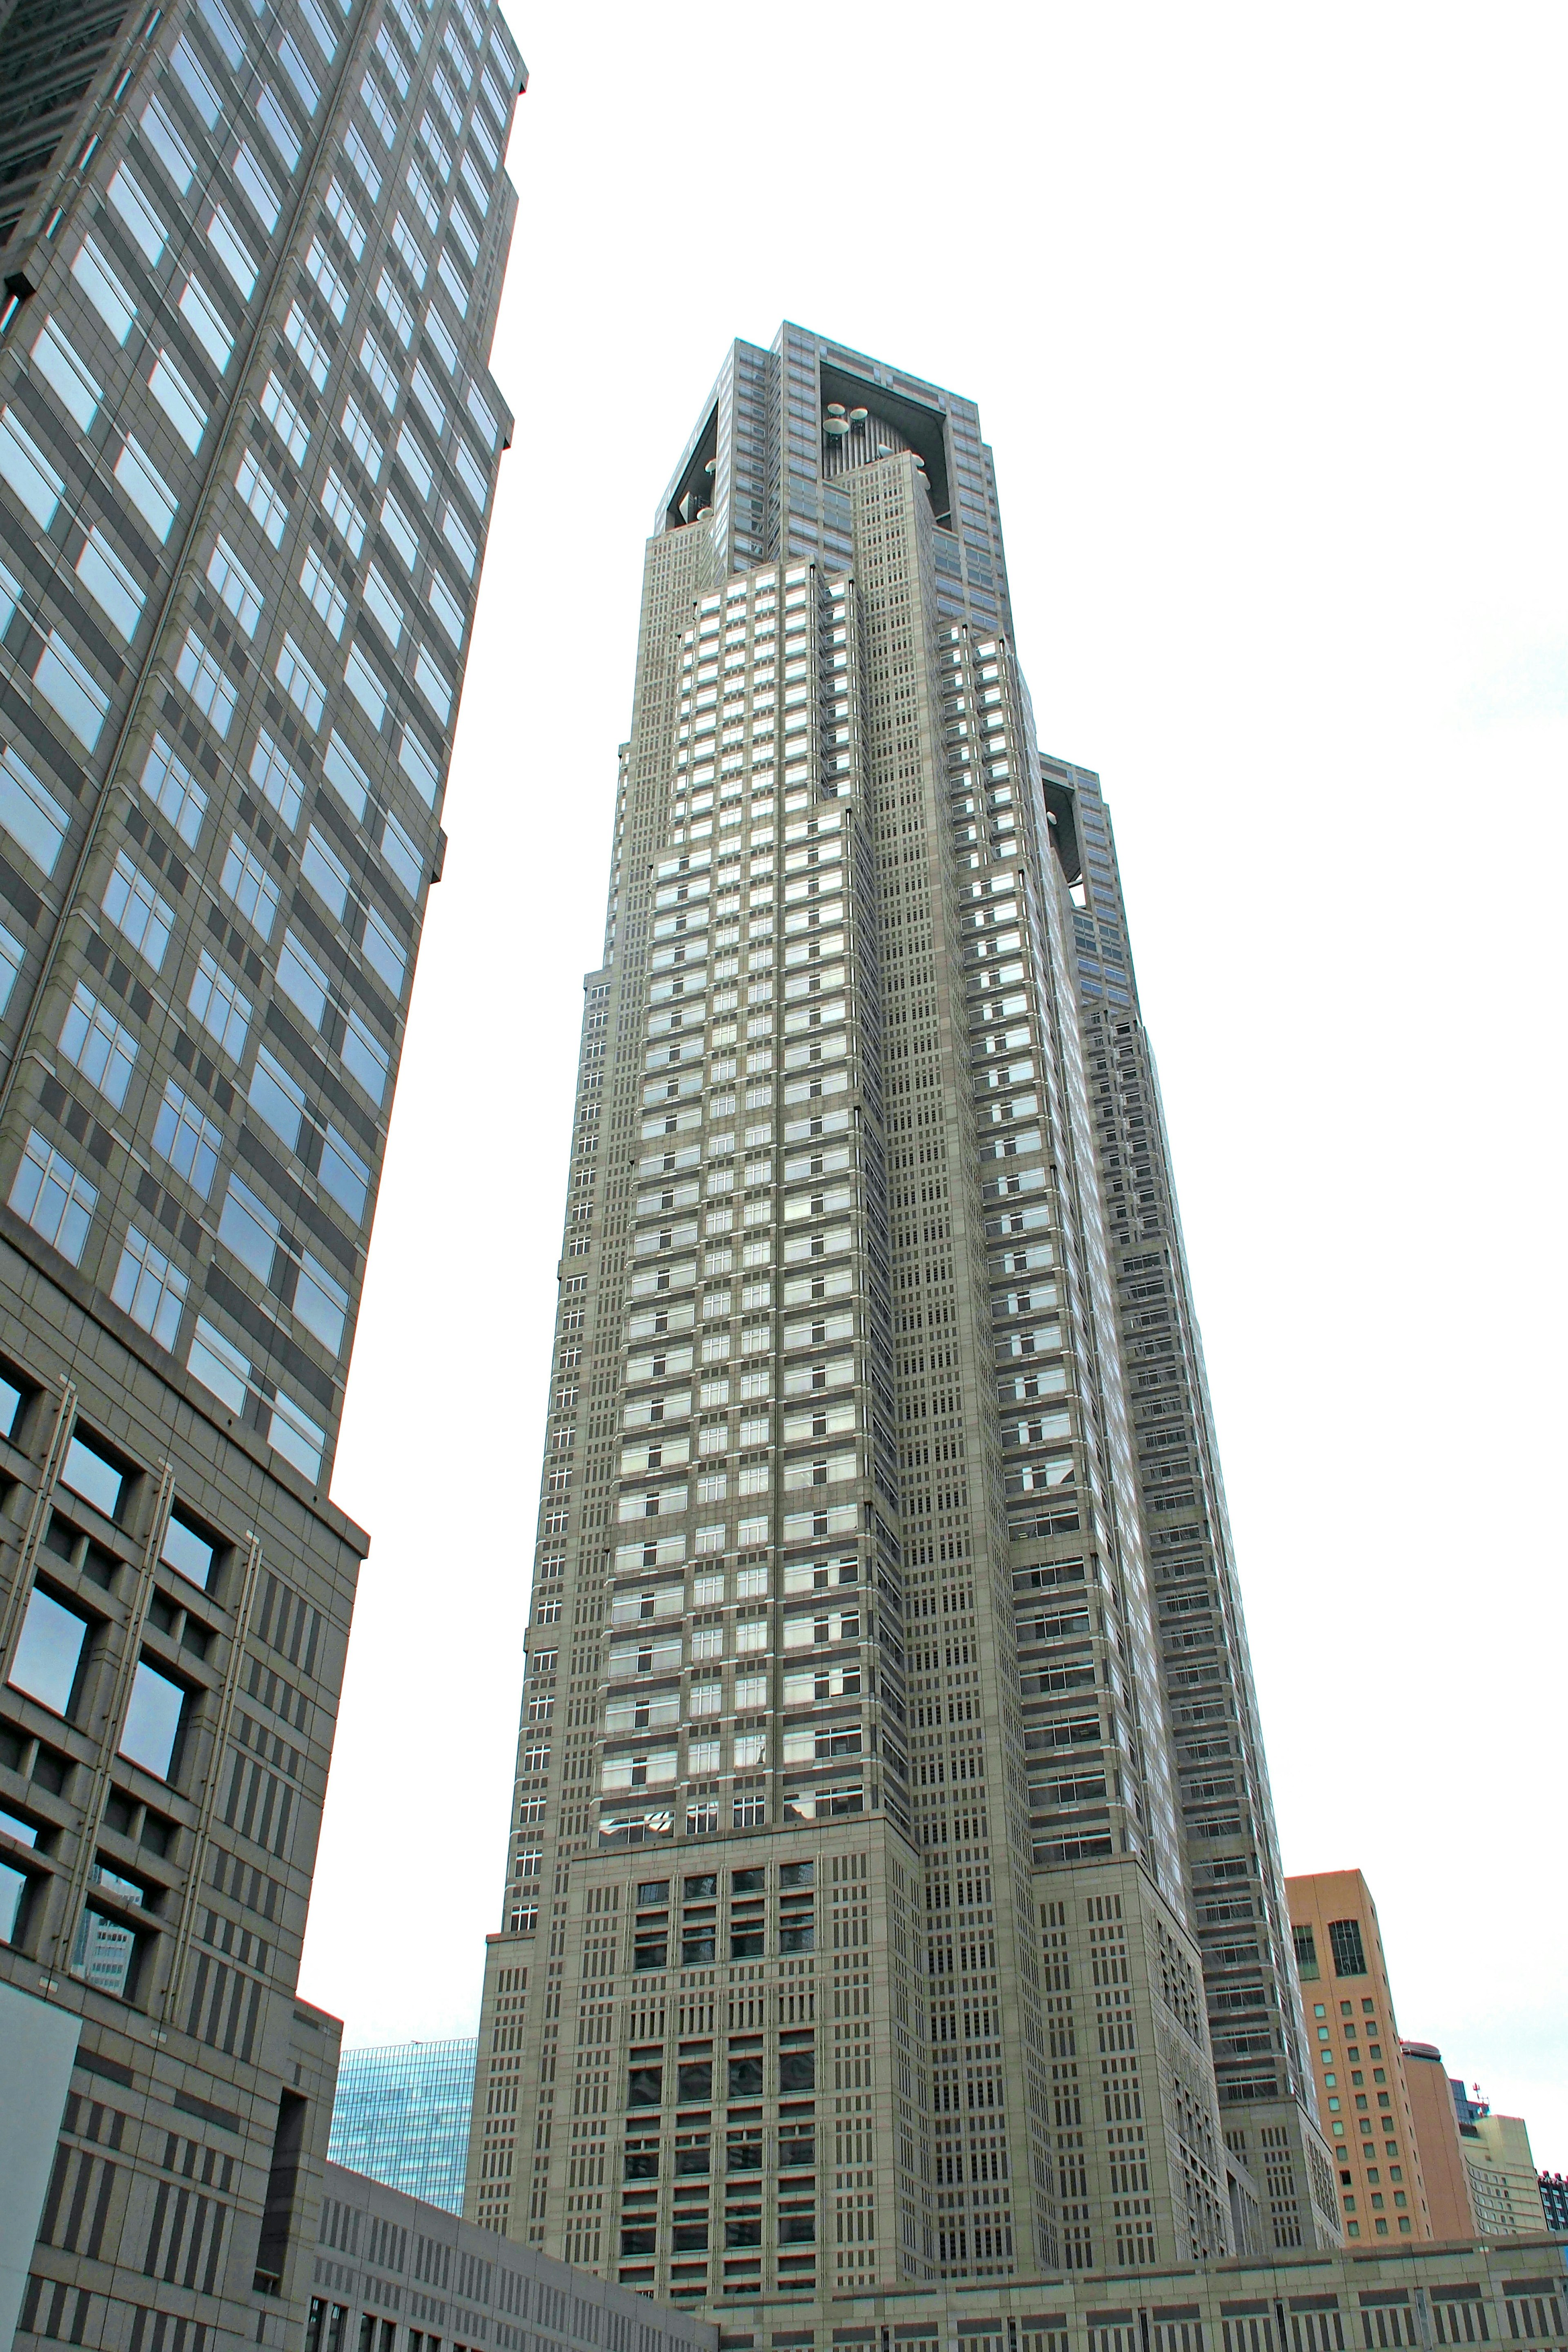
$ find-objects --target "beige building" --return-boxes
[1403,2040,1479,2239]
[1459,2103,1544,2240]
[1287,1870,1433,2241]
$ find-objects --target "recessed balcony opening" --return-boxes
[819,363,952,526]
[665,402,719,530]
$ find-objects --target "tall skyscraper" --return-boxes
[329,2035,479,2212]
[0,0,521,2341]
[464,325,1338,2314]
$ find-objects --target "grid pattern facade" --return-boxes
[1060,763,1336,2249]
[463,324,1332,2328]
[329,2038,480,2214]
[0,0,519,2342]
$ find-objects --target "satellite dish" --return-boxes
[848,407,868,424]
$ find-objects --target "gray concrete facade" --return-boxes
[0,0,521,2340]
[461,321,1334,2334]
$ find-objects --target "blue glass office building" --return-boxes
[329,2037,479,2214]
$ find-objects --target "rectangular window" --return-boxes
[0,924,23,1016]
[207,203,257,297]
[380,491,419,570]
[454,436,487,510]
[102,850,173,969]
[148,347,207,451]
[419,113,451,182]
[198,0,244,69]
[344,641,387,728]
[375,22,410,94]
[423,304,458,375]
[305,236,348,323]
[261,371,308,463]
[436,248,468,317]
[360,74,396,149]
[375,268,415,350]
[153,1079,221,1196]
[257,83,302,171]
[441,501,477,577]
[321,466,366,556]
[278,32,320,114]
[236,447,288,545]
[391,214,427,287]
[277,930,330,1028]
[107,163,167,263]
[342,1007,389,1103]
[294,1253,347,1353]
[448,199,479,268]
[59,981,136,1107]
[410,360,445,433]
[218,1172,278,1281]
[35,630,110,750]
[380,811,420,895]
[276,634,327,728]
[341,394,383,480]
[140,91,195,191]
[187,1315,249,1412]
[1294,1924,1320,1981]
[399,723,439,806]
[344,123,382,200]
[298,0,337,66]
[221,831,281,939]
[76,527,145,643]
[413,644,451,724]
[171,35,222,128]
[175,627,238,735]
[162,1509,216,1589]
[0,742,69,875]
[114,437,177,541]
[395,423,433,500]
[1330,1919,1368,1977]
[31,315,100,428]
[71,237,136,343]
[299,545,347,639]
[283,299,330,392]
[324,730,369,819]
[140,734,206,847]
[207,535,264,636]
[9,1130,96,1264]
[324,176,365,258]
[179,273,232,371]
[187,950,251,1059]
[459,151,489,219]
[359,331,399,416]
[8,1586,89,1713]
[111,1226,187,1349]
[249,728,305,829]
[428,570,463,648]
[363,564,403,645]
[302,826,350,921]
[405,159,439,232]
[319,1124,368,1220]
[119,1658,185,1779]
[0,405,64,526]
[249,1047,305,1151]
[361,904,405,996]
[234,140,281,231]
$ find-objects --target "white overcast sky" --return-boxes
[298,3,1568,2167]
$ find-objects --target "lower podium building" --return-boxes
[316,2157,1568,2352]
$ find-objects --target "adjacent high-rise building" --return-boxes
[463,324,1339,2318]
[1403,2039,1481,2240]
[1452,2085,1543,2241]
[1287,1869,1433,2241]
[329,2035,479,2212]
[0,0,521,2341]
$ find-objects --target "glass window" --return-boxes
[161,1509,216,1590]
[118,1658,185,1778]
[70,1906,137,1997]
[152,1080,221,1197]
[58,981,136,1107]
[218,1175,279,1283]
[0,1855,28,1945]
[342,1008,389,1104]
[0,742,69,876]
[319,1126,368,1220]
[187,1316,249,1413]
[302,828,350,922]
[294,1254,347,1353]
[140,734,206,846]
[111,1227,188,1349]
[221,832,281,939]
[8,1587,89,1713]
[249,1048,305,1151]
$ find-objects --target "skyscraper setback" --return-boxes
[0,0,520,2339]
[465,326,1339,2309]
